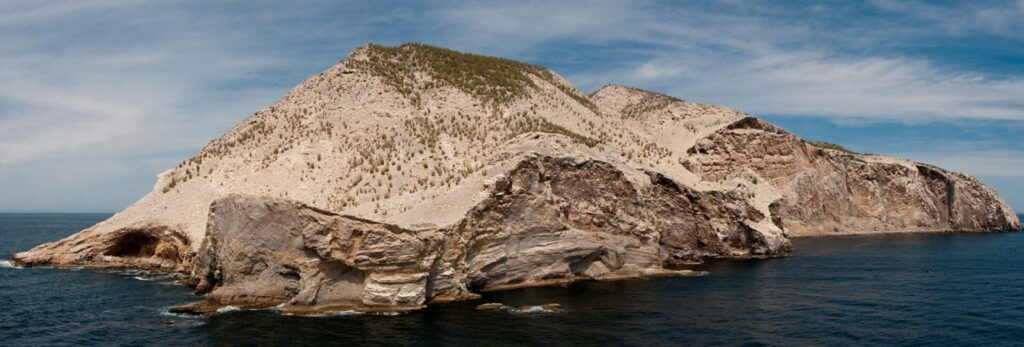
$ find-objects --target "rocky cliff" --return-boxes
[11,43,1020,313]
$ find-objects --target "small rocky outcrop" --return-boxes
[10,223,191,272]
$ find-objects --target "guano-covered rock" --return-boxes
[11,43,1019,313]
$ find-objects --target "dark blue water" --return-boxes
[2,214,1023,346]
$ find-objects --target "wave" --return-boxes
[132,273,185,283]
[281,310,366,317]
[159,310,205,320]
[216,306,241,313]
[509,305,560,314]
[0,260,19,269]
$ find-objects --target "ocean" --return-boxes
[2,213,1023,346]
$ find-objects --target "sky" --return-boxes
[0,0,1022,213]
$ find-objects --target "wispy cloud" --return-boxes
[0,2,333,167]
[871,0,1024,38]
[442,1,1024,121]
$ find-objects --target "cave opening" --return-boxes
[105,231,160,258]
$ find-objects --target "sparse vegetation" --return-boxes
[151,44,723,214]
[348,43,595,110]
[621,89,680,119]
[808,140,855,154]
[162,178,177,193]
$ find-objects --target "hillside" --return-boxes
[12,43,1020,313]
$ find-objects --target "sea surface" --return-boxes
[2,213,1023,346]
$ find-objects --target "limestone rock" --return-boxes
[9,43,1019,313]
[10,222,190,272]
[476,303,504,311]
[175,154,789,313]
[183,194,446,313]
[685,117,1020,236]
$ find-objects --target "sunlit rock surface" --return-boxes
[13,43,1019,313]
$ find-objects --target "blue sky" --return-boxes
[0,0,1022,213]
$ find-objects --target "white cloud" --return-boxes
[442,1,640,42]
[651,52,1024,120]
[870,0,1024,38]
[441,1,1024,121]
[0,2,291,167]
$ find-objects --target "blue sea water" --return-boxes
[2,213,1023,346]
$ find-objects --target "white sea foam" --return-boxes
[0,260,17,268]
[509,305,559,314]
[159,310,204,320]
[370,311,402,316]
[216,305,241,313]
[280,310,365,317]
[109,269,144,276]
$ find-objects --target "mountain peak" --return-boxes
[341,43,587,109]
[591,84,680,101]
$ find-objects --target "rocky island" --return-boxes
[11,44,1020,314]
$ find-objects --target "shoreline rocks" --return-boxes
[171,155,787,314]
[8,43,1019,315]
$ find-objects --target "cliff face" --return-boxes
[11,43,1020,312]
[178,155,781,313]
[684,117,1020,236]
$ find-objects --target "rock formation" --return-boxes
[683,117,1020,236]
[11,43,1020,313]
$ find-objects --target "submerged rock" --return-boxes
[475,303,504,311]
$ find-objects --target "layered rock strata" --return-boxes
[176,154,779,313]
[10,43,1019,313]
[684,117,1019,236]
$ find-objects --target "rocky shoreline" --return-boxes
[170,155,789,314]
[10,43,1019,315]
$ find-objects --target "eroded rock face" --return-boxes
[10,223,191,272]
[455,156,787,290]
[175,155,784,313]
[181,194,447,313]
[686,117,1020,236]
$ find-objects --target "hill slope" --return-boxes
[12,44,1020,313]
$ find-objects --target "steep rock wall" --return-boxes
[685,117,1020,236]
[174,155,790,313]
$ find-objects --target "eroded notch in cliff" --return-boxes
[100,227,192,271]
[105,231,161,257]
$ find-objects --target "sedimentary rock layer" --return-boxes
[684,117,1019,236]
[176,155,783,313]
[10,43,1019,313]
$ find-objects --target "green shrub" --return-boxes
[808,140,854,154]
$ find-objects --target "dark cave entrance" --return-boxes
[105,231,160,258]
